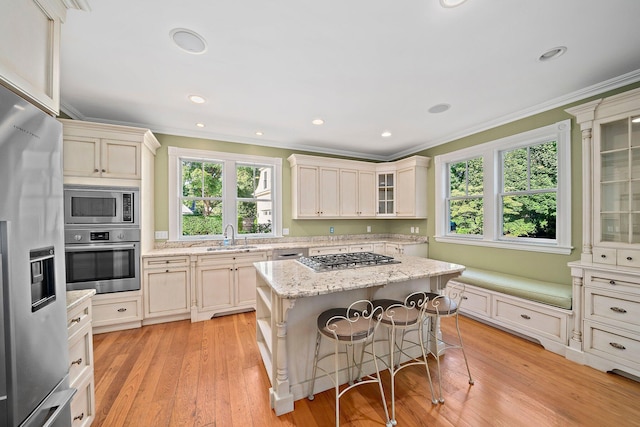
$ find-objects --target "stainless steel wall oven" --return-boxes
[65,228,141,294]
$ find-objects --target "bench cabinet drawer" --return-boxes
[69,373,95,427]
[68,322,93,386]
[493,295,567,343]
[584,288,640,331]
[458,285,490,317]
[92,293,142,328]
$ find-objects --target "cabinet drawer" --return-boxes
[67,301,91,339]
[585,288,640,330]
[197,251,267,266]
[458,286,491,317]
[309,246,348,255]
[349,244,374,252]
[68,322,93,386]
[587,272,640,294]
[592,247,616,265]
[70,374,95,427]
[617,249,640,268]
[144,255,190,269]
[493,296,566,343]
[93,297,141,326]
[584,321,640,367]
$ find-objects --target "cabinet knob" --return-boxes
[73,413,85,421]
[71,358,83,366]
[102,169,106,172]
[600,254,607,258]
[609,280,616,285]
[610,306,627,314]
[94,168,99,172]
[166,269,169,273]
[627,256,633,261]
[609,342,626,350]
[117,307,127,312]
[520,314,531,320]
[70,317,82,325]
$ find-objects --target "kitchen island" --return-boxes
[253,254,465,415]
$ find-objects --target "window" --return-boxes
[435,120,572,254]
[168,147,282,240]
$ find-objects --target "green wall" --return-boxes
[153,81,640,286]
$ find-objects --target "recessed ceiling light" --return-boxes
[312,118,324,125]
[429,103,451,114]
[440,0,468,7]
[189,95,206,104]
[170,28,207,54]
[381,131,392,138]
[632,116,640,123]
[196,123,205,128]
[255,131,264,136]
[538,46,567,62]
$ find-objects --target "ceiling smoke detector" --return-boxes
[429,103,451,114]
[170,28,207,54]
[440,0,468,7]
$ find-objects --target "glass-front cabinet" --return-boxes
[596,115,640,245]
[377,172,395,215]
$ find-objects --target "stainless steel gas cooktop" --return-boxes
[297,252,400,272]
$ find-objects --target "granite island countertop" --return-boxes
[254,254,465,299]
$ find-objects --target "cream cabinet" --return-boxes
[62,136,142,179]
[91,291,143,334]
[142,255,191,325]
[193,252,268,321]
[0,0,89,114]
[567,87,640,378]
[309,245,349,256]
[291,164,339,218]
[67,293,95,427]
[339,169,376,217]
[289,154,429,219]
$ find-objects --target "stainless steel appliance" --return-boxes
[297,252,400,272]
[271,247,309,260]
[0,85,75,426]
[65,228,141,293]
[64,185,139,226]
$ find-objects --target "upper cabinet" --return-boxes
[567,88,640,265]
[60,119,160,183]
[288,154,430,219]
[0,0,91,114]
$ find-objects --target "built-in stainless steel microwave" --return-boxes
[64,185,139,226]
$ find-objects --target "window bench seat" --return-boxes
[448,268,573,355]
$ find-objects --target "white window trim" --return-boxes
[434,119,573,255]
[168,146,282,241]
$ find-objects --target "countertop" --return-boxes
[143,236,428,258]
[254,254,465,299]
[66,289,96,311]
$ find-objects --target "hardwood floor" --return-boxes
[92,312,640,427]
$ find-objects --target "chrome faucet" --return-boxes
[223,223,236,245]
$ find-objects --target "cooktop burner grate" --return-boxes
[297,252,400,272]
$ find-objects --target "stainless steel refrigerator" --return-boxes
[0,84,75,426]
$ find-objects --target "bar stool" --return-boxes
[308,300,392,427]
[372,293,437,425]
[424,282,474,403]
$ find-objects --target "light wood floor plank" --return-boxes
[92,312,640,426]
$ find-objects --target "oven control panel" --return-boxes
[64,228,141,243]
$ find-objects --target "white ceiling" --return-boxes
[60,0,640,161]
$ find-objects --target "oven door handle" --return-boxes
[65,243,137,252]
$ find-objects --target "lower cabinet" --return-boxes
[142,255,191,325]
[67,294,95,427]
[91,291,143,334]
[193,252,268,322]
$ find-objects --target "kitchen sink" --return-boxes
[206,245,258,252]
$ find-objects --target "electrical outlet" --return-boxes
[155,230,168,239]
[330,226,334,234]
[415,226,419,234]
[410,227,415,233]
[367,226,371,233]
[282,228,289,235]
